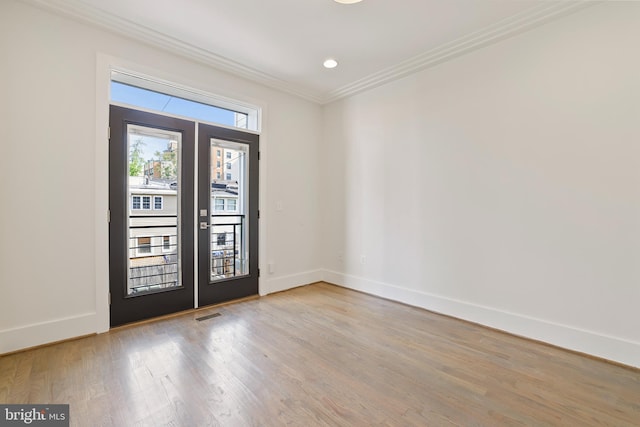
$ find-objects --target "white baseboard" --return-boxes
[5,273,637,369]
[0,313,97,354]
[260,269,323,296]
[322,270,640,369]
[1,269,323,354]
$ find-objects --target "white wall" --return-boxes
[321,3,640,367]
[0,0,322,353]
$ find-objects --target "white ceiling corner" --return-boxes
[20,0,595,105]
[323,1,595,104]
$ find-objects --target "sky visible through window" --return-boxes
[111,81,243,127]
[130,134,173,166]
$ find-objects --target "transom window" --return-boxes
[110,71,260,131]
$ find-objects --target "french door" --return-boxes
[109,106,259,326]
[109,106,195,327]
[197,123,259,306]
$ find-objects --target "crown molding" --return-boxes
[322,1,597,104]
[19,0,596,105]
[19,0,326,104]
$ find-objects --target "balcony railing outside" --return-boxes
[210,214,247,280]
[126,213,247,292]
[128,215,179,295]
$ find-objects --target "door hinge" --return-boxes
[257,210,260,219]
[258,151,261,160]
[258,268,260,278]
[108,292,111,305]
[108,126,111,140]
[107,210,111,223]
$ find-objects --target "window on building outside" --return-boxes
[217,149,221,157]
[142,196,151,210]
[215,199,225,211]
[216,160,221,167]
[132,196,141,210]
[227,199,237,211]
[138,237,151,254]
[163,236,171,251]
[216,172,221,179]
[226,163,231,169]
[226,173,231,180]
[154,196,163,210]
[226,152,231,159]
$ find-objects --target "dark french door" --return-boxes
[197,123,259,306]
[109,106,195,327]
[109,106,259,326]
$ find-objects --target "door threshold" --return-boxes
[109,294,260,331]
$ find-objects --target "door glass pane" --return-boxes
[127,125,182,295]
[210,140,249,281]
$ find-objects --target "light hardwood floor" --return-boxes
[1,282,638,426]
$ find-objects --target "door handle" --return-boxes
[200,222,210,229]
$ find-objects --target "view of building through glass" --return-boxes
[210,140,249,280]
[127,125,182,295]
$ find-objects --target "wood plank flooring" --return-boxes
[1,282,638,426]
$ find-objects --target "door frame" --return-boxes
[96,57,266,332]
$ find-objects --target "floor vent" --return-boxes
[196,312,221,321]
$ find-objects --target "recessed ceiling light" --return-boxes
[323,59,338,69]
[334,0,363,3]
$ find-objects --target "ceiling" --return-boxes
[23,0,589,104]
